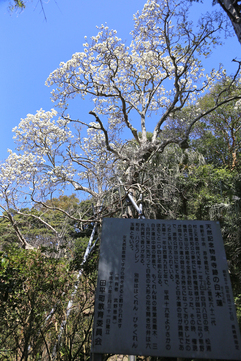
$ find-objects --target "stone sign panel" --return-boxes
[91,218,241,360]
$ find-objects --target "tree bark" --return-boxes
[218,0,241,43]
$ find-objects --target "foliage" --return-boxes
[10,0,25,10]
[0,245,95,360]
[0,194,94,253]
[7,0,48,19]
[191,76,241,170]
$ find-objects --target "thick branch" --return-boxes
[89,111,128,160]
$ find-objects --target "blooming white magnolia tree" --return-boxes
[1,0,241,248]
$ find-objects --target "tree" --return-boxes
[192,76,241,170]
[164,75,241,170]
[1,0,240,244]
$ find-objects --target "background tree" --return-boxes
[164,75,241,169]
[9,0,25,10]
[0,245,95,360]
[0,194,96,257]
[192,76,241,170]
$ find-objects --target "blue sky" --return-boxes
[0,0,240,161]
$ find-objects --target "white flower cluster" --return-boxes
[0,150,41,206]
[13,109,73,155]
[45,0,225,143]
[234,99,241,110]
[0,0,229,212]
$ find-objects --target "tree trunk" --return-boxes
[218,0,241,43]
